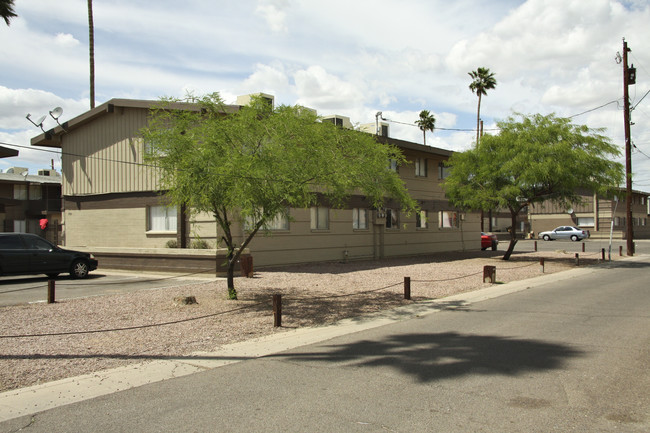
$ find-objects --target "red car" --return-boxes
[481,232,499,251]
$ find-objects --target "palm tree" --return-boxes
[1,0,17,26]
[468,67,497,147]
[415,110,436,146]
[88,0,95,108]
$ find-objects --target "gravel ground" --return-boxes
[0,248,606,393]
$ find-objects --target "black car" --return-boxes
[0,233,98,279]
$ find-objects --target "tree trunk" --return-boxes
[87,0,95,109]
[475,93,482,148]
[223,249,237,300]
[502,210,519,260]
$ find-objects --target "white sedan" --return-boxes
[538,226,590,241]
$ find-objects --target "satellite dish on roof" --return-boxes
[49,107,63,120]
[26,113,46,132]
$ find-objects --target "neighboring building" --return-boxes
[0,167,63,244]
[529,189,650,239]
[30,96,479,267]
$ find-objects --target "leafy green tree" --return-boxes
[443,113,623,260]
[415,110,436,146]
[142,93,417,299]
[468,67,497,147]
[1,0,17,26]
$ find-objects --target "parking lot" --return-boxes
[1,238,647,307]
[0,271,217,307]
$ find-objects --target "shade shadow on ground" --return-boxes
[270,331,585,383]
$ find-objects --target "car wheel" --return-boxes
[543,234,551,241]
[46,273,59,279]
[70,260,89,279]
[570,235,579,241]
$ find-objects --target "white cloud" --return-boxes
[54,33,80,47]
[2,0,650,181]
[293,66,367,112]
[256,0,290,33]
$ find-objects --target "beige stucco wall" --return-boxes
[64,207,176,248]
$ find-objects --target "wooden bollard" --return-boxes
[272,294,282,327]
[483,265,496,283]
[601,248,605,261]
[582,242,585,253]
[404,277,411,300]
[534,241,538,252]
[619,245,623,256]
[540,258,545,273]
[47,279,56,304]
[575,253,580,266]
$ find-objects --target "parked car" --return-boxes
[538,226,590,242]
[481,232,499,250]
[0,233,98,279]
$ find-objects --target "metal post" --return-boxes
[534,240,537,252]
[272,294,282,327]
[404,277,411,300]
[540,258,545,273]
[619,245,623,256]
[575,253,580,266]
[601,248,606,261]
[582,242,585,253]
[47,279,56,304]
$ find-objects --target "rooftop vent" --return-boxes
[359,122,389,137]
[38,169,60,177]
[322,115,353,129]
[236,93,275,109]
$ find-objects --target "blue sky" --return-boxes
[1,0,650,189]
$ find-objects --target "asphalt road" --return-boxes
[0,271,216,306]
[3,255,648,432]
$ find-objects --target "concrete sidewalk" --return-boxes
[0,260,632,423]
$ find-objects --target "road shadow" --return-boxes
[0,331,583,385]
[270,331,585,383]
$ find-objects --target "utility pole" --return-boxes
[622,38,635,256]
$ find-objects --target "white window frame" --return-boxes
[438,162,450,179]
[352,208,368,230]
[577,217,594,227]
[388,159,398,172]
[439,211,459,229]
[385,208,399,229]
[415,158,427,177]
[245,209,289,231]
[13,184,28,200]
[147,205,177,232]
[29,184,42,200]
[310,206,329,230]
[416,210,428,229]
[13,220,26,233]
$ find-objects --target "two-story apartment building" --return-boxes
[30,96,478,268]
[529,188,649,239]
[0,167,63,244]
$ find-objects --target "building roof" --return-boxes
[0,172,62,185]
[30,98,241,149]
[30,97,456,159]
[0,145,19,158]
